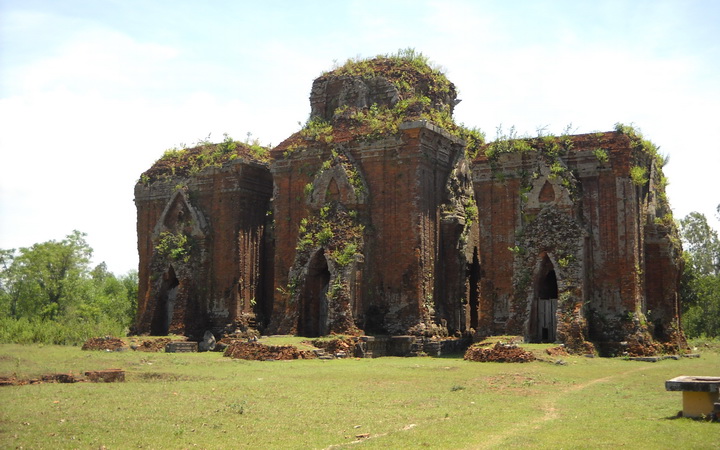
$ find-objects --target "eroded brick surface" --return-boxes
[135,160,272,337]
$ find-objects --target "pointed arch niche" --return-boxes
[307,154,367,209]
[526,161,573,211]
[152,190,208,240]
[142,189,210,337]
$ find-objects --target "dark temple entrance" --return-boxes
[467,250,481,330]
[151,266,179,335]
[532,255,558,343]
[298,249,330,337]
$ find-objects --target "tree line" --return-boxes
[0,231,137,344]
[679,208,720,338]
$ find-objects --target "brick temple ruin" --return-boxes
[134,53,686,355]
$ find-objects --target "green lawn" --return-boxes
[0,342,717,449]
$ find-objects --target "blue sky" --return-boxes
[1,0,719,274]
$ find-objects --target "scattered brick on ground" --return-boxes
[0,372,111,386]
[41,373,78,383]
[84,369,125,382]
[307,337,354,354]
[134,338,172,352]
[545,346,570,357]
[81,336,126,351]
[82,336,178,352]
[0,376,45,386]
[464,342,536,363]
[223,341,315,361]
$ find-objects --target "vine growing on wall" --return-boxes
[630,165,649,186]
[483,126,578,198]
[295,203,364,263]
[615,122,677,234]
[593,148,609,164]
[155,231,192,263]
[280,200,365,335]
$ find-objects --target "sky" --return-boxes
[1,0,719,275]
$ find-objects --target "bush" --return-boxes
[629,166,648,186]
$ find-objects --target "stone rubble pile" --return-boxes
[223,342,315,361]
[464,342,536,363]
[81,336,125,351]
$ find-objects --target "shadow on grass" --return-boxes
[662,413,719,423]
[134,372,203,382]
[434,352,466,360]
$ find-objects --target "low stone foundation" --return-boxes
[362,336,468,357]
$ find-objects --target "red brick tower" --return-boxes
[268,54,478,337]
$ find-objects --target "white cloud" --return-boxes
[2,0,719,274]
[7,26,178,95]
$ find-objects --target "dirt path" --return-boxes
[323,364,659,449]
[472,364,658,449]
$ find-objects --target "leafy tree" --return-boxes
[679,211,720,276]
[679,210,720,337]
[75,263,138,327]
[682,275,720,338]
[0,231,138,333]
[0,230,92,319]
[0,248,18,317]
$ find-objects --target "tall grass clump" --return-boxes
[0,317,126,345]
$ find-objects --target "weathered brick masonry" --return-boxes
[134,55,684,354]
[135,160,272,337]
[472,132,684,353]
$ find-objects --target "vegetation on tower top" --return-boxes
[275,48,485,159]
[139,133,270,185]
[323,48,455,103]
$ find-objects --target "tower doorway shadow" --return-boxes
[531,255,558,343]
[151,266,179,335]
[298,249,330,337]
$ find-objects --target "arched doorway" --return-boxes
[298,249,330,337]
[532,255,558,343]
[151,266,179,335]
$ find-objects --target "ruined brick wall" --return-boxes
[135,159,272,337]
[472,132,683,352]
[264,55,476,338]
[359,122,469,336]
[268,121,470,336]
[134,54,684,354]
[642,159,686,351]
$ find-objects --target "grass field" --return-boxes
[1,339,718,449]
